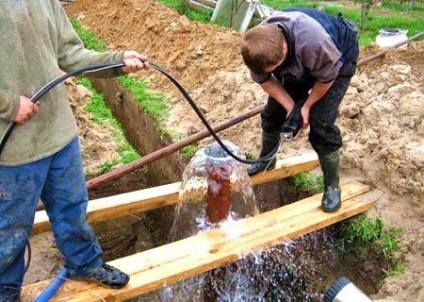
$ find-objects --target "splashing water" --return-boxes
[158,142,336,302]
[168,141,256,242]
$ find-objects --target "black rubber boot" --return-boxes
[247,131,280,176]
[76,263,130,289]
[319,151,341,213]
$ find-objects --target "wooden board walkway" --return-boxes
[23,183,377,302]
[33,153,319,234]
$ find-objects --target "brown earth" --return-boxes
[67,78,123,175]
[26,1,423,301]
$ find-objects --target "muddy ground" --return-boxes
[26,1,423,301]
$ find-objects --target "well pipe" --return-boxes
[86,105,264,190]
[35,105,264,210]
[324,277,372,302]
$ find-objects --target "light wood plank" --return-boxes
[33,153,319,234]
[23,183,376,302]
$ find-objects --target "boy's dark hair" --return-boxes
[241,24,285,74]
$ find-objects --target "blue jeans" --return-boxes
[0,138,103,300]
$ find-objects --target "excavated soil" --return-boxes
[25,1,424,301]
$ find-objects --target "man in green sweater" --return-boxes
[0,1,149,300]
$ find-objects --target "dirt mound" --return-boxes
[342,42,424,199]
[63,1,424,301]
[66,0,242,95]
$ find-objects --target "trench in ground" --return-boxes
[84,78,386,300]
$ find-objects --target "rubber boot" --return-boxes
[247,131,280,176]
[319,150,341,213]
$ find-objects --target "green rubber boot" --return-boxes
[247,131,280,176]
[319,150,341,213]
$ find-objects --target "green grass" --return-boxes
[155,0,212,24]
[180,145,199,160]
[79,78,141,174]
[322,5,424,45]
[335,214,404,274]
[379,1,424,13]
[118,75,170,128]
[291,171,324,194]
[260,0,424,45]
[70,19,105,52]
[155,0,423,46]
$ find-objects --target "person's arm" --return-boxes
[301,80,334,126]
[260,76,295,115]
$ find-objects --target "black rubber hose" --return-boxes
[0,62,279,163]
[149,62,278,164]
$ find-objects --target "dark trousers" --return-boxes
[261,72,353,156]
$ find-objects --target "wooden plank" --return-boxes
[23,183,376,302]
[250,152,318,185]
[32,153,319,234]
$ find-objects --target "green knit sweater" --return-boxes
[0,0,125,166]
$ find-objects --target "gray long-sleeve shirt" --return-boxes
[251,11,344,85]
[0,0,125,166]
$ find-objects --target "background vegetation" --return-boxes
[155,0,424,45]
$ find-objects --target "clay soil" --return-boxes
[26,1,423,301]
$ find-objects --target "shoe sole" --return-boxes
[322,203,341,213]
[71,276,130,289]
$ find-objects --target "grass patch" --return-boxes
[155,0,213,24]
[322,5,424,45]
[335,214,404,274]
[260,1,424,45]
[379,0,424,13]
[70,19,105,52]
[79,78,141,174]
[291,171,324,195]
[118,75,170,128]
[155,0,423,46]
[181,145,199,160]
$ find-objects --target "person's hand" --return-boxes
[14,96,40,124]
[122,51,150,73]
